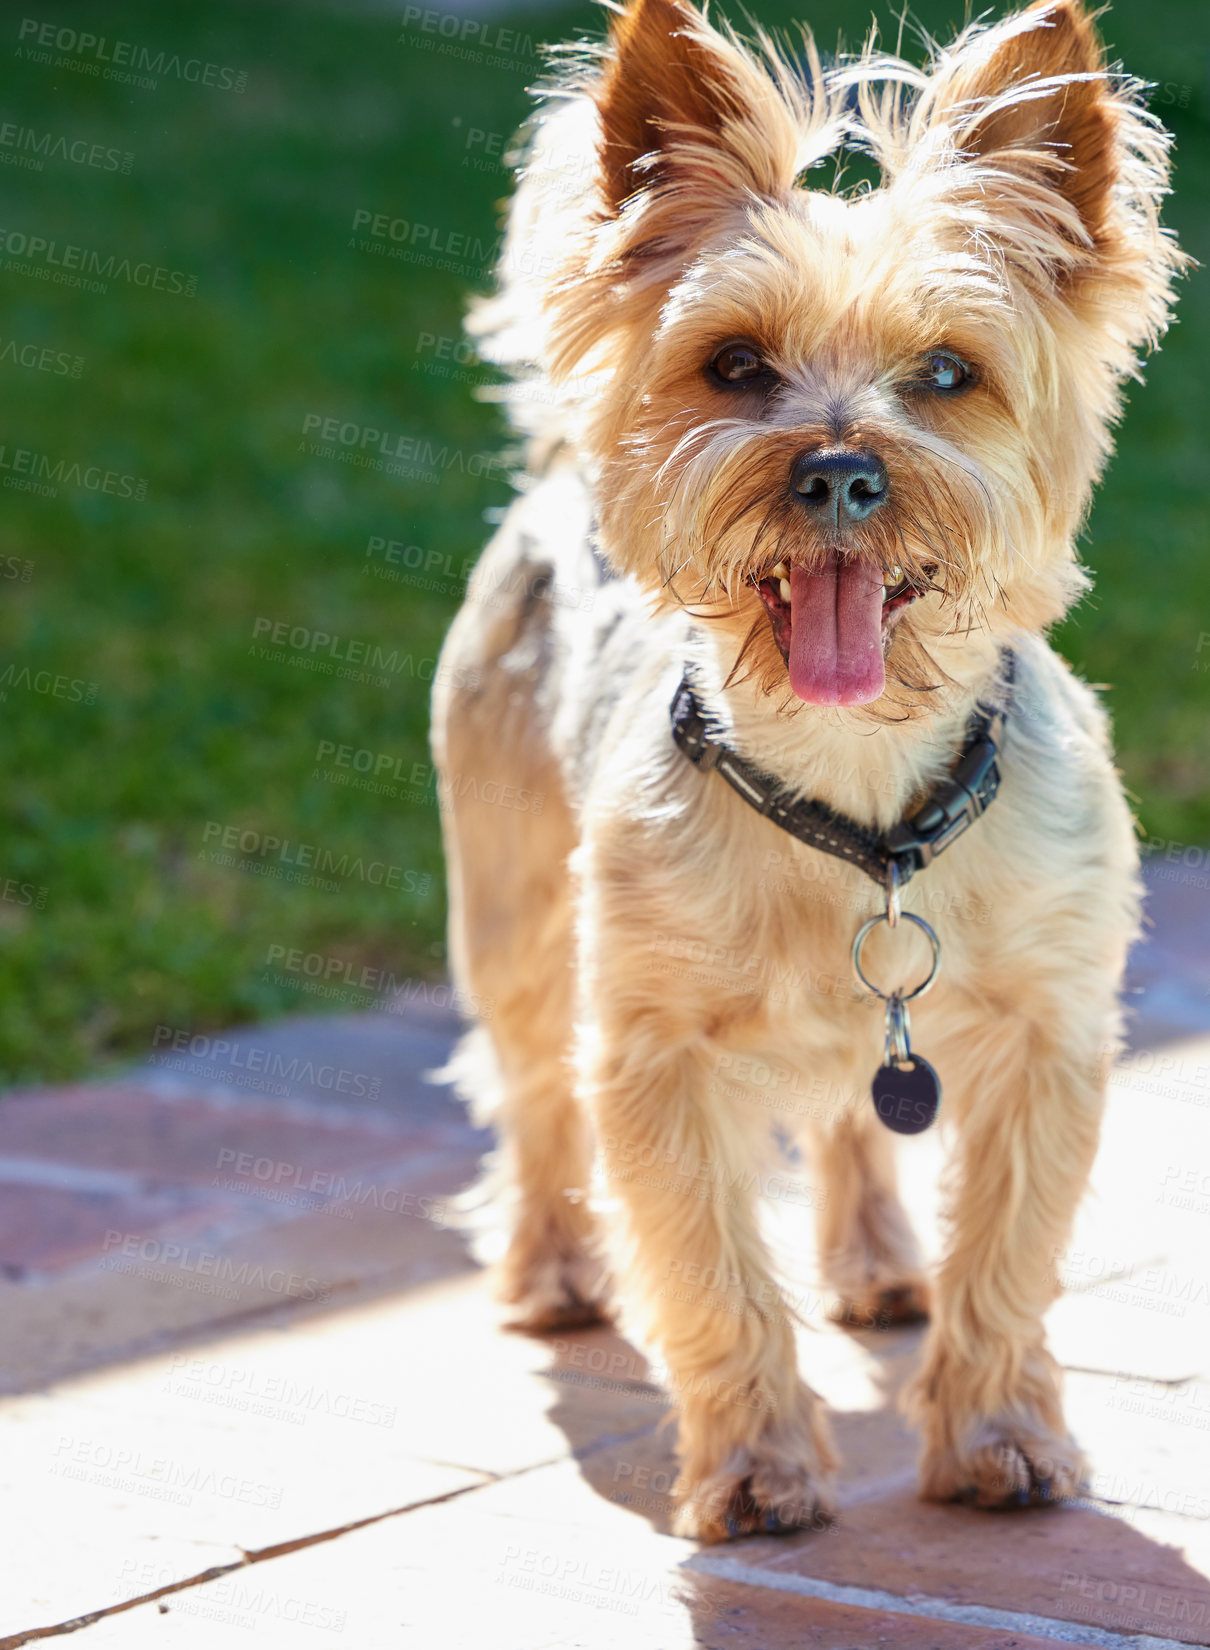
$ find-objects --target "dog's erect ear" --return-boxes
[919,0,1117,244]
[596,0,738,209]
[593,0,797,213]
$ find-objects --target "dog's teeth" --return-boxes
[772,561,789,579]
[779,578,791,604]
[885,565,903,587]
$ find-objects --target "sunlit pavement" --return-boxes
[1,862,1208,1648]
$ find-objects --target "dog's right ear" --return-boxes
[593,0,799,215]
[521,0,818,383]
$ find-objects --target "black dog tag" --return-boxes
[872,1056,941,1134]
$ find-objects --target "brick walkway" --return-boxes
[1,862,1208,1647]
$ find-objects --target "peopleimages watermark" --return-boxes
[451,123,594,200]
[412,329,491,389]
[607,1139,824,1212]
[199,821,432,895]
[1050,1246,1210,1315]
[164,1353,398,1430]
[300,410,507,485]
[399,6,538,75]
[0,441,146,501]
[262,944,494,1018]
[1106,1372,1210,1431]
[249,615,478,691]
[553,1338,778,1416]
[212,1150,450,1227]
[494,1542,686,1621]
[348,208,557,285]
[100,1229,330,1303]
[0,335,82,377]
[53,1436,282,1510]
[150,1025,383,1100]
[117,1566,346,1636]
[1059,1570,1208,1638]
[16,19,248,94]
[0,876,47,910]
[1141,834,1210,890]
[314,740,545,814]
[364,533,476,590]
[0,663,97,704]
[0,120,131,174]
[0,228,196,296]
[647,928,869,1008]
[1157,1163,1210,1215]
[361,532,594,613]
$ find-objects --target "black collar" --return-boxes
[670,651,1015,888]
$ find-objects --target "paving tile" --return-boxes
[0,1385,477,1641]
[1126,866,1210,1048]
[738,1486,1210,1645]
[0,1176,477,1392]
[681,1571,1117,1648]
[0,1182,249,1276]
[0,1073,486,1295]
[0,1272,680,1641]
[132,1004,468,1125]
[0,1083,379,1175]
[0,1284,505,1638]
[507,1289,1210,1644]
[1045,1036,1210,1385]
[1048,1281,1208,1385]
[5,1230,1208,1646]
[21,1458,697,1650]
[38,1456,1179,1650]
[40,1550,1097,1649]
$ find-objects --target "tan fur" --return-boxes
[431,0,1185,1538]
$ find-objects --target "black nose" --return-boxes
[791,449,888,524]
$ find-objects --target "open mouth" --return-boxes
[754,553,935,707]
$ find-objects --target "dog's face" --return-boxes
[528,0,1181,714]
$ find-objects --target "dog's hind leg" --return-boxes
[432,561,607,1332]
[807,1101,930,1328]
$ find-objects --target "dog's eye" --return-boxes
[922,352,970,392]
[710,343,767,385]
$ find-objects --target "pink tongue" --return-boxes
[787,553,886,705]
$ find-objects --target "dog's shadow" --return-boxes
[533,1313,1210,1641]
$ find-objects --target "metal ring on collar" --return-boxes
[851,911,942,1003]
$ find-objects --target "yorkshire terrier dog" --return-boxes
[431,0,1183,1540]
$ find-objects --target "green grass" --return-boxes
[0,0,1205,1083]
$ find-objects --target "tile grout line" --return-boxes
[0,1459,543,1649]
[687,1553,1201,1650]
[1,1429,657,1646]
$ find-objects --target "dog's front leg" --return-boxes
[582,1002,836,1541]
[909,1016,1106,1507]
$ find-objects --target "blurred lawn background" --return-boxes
[0,0,1205,1083]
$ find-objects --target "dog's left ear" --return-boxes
[919,0,1130,248]
[914,0,1185,349]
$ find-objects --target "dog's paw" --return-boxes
[832,1276,930,1330]
[673,1459,835,1543]
[499,1249,611,1333]
[921,1426,1087,1509]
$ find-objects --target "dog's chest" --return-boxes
[732,828,983,1065]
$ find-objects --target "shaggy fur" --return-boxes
[430,0,1185,1540]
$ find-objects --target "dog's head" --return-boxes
[484,0,1183,714]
